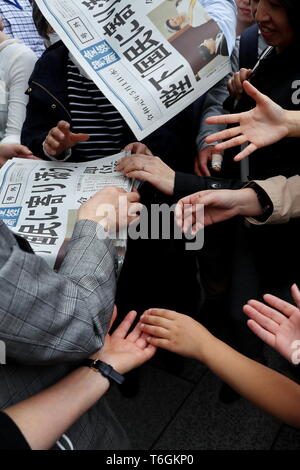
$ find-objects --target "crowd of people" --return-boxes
[0,0,299,451]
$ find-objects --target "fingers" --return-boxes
[44,122,69,155]
[243,303,281,334]
[243,81,269,106]
[72,132,90,144]
[247,319,276,349]
[14,144,33,156]
[57,120,71,133]
[246,298,287,324]
[126,191,141,203]
[233,143,258,161]
[206,114,241,127]
[205,125,242,145]
[112,310,137,339]
[123,142,153,156]
[263,293,299,318]
[117,155,151,174]
[214,134,248,152]
[291,284,300,309]
[142,308,178,321]
[228,69,252,96]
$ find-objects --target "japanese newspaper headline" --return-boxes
[35,0,231,139]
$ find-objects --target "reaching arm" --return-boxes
[2,310,156,450]
[140,309,300,428]
[205,81,300,161]
[0,187,141,364]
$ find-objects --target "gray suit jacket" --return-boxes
[0,220,129,450]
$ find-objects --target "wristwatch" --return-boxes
[81,359,125,385]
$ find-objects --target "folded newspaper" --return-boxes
[0,152,133,271]
[35,0,231,140]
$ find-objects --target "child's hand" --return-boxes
[140,308,214,360]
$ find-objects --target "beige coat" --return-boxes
[246,175,300,225]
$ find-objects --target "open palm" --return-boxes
[243,285,300,363]
[97,310,156,374]
[205,81,288,161]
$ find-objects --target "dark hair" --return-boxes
[165,19,180,33]
[197,44,212,62]
[276,0,300,36]
[32,1,50,39]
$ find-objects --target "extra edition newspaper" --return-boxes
[35,0,232,140]
[0,152,132,270]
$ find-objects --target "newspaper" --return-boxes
[0,152,132,270]
[35,0,231,140]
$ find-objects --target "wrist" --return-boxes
[194,330,218,365]
[286,110,300,138]
[237,188,263,217]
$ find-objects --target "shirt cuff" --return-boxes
[42,141,72,161]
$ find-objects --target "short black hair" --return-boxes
[277,0,300,36]
[197,44,212,62]
[165,19,180,33]
[32,0,49,39]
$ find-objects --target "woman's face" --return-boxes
[251,0,295,51]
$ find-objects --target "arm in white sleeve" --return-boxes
[199,0,237,54]
[1,45,37,144]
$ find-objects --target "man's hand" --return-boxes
[205,81,288,161]
[139,308,214,360]
[95,310,156,374]
[123,142,153,156]
[244,284,300,364]
[227,68,252,97]
[44,120,89,156]
[116,154,175,195]
[0,143,40,167]
[175,187,263,233]
[77,186,142,232]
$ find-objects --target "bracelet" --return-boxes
[81,359,125,385]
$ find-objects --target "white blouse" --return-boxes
[0,39,37,144]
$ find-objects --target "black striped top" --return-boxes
[67,59,126,159]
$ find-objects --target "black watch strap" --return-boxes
[81,359,124,385]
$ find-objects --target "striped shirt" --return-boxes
[0,0,45,57]
[67,59,126,160]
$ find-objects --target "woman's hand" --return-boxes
[175,187,262,233]
[0,143,40,166]
[116,154,175,195]
[205,81,289,161]
[43,120,89,156]
[95,310,156,374]
[123,142,153,156]
[244,284,300,364]
[227,68,252,97]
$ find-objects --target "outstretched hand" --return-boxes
[96,310,156,374]
[205,81,288,161]
[175,188,262,233]
[244,284,300,364]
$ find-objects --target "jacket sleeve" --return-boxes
[245,175,300,225]
[0,220,117,365]
[174,172,243,200]
[195,38,240,152]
